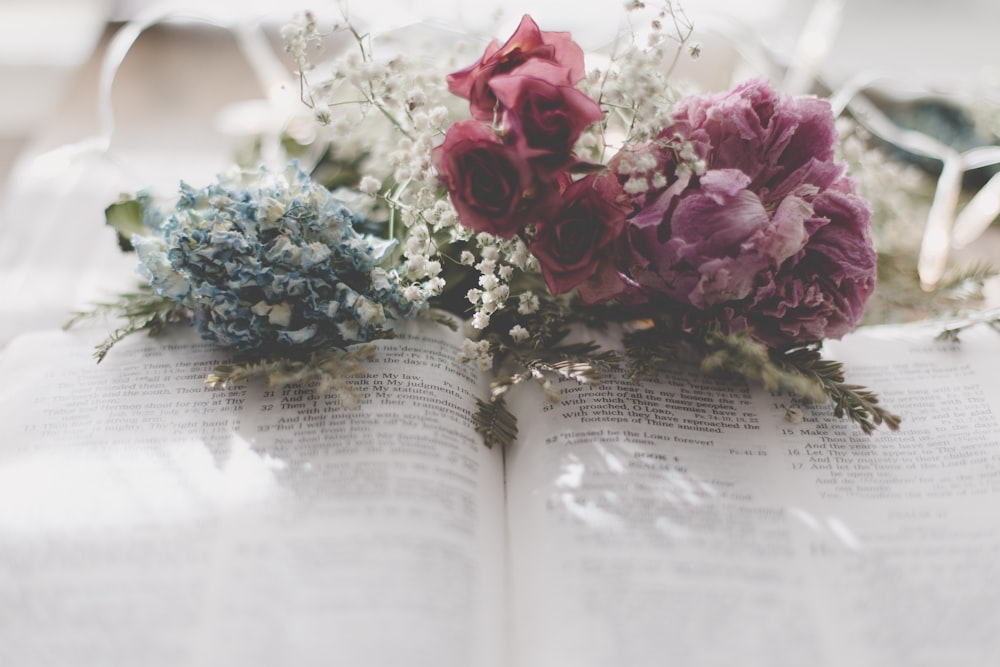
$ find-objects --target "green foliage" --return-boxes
[64,285,191,362]
[871,257,999,327]
[622,324,682,383]
[490,342,621,402]
[935,299,1000,342]
[778,345,902,435]
[104,199,145,252]
[206,345,377,406]
[700,329,826,402]
[622,320,901,435]
[473,398,518,449]
[475,341,620,449]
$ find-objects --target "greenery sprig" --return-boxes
[622,322,682,383]
[936,305,1000,342]
[473,341,621,450]
[869,255,999,327]
[65,285,192,362]
[206,345,378,406]
[778,345,902,435]
[473,397,518,450]
[490,342,621,402]
[623,320,902,435]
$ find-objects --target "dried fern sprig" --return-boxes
[936,260,998,301]
[473,398,518,449]
[64,285,192,362]
[624,321,901,435]
[778,345,902,435]
[865,256,997,326]
[490,343,621,402]
[206,344,377,407]
[622,324,681,383]
[700,329,827,402]
[936,305,1000,342]
[478,342,620,449]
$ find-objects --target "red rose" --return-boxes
[490,60,604,170]
[447,14,586,121]
[531,173,629,302]
[432,119,554,238]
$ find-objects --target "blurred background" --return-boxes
[0,0,998,343]
[2,0,998,184]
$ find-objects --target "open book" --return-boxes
[1,319,998,666]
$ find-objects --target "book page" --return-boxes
[505,323,1000,667]
[0,321,505,667]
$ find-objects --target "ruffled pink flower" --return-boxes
[744,182,876,345]
[447,14,586,121]
[619,78,876,345]
[431,119,557,238]
[531,173,629,303]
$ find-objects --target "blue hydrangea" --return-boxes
[132,164,423,354]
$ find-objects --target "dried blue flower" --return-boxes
[132,163,423,354]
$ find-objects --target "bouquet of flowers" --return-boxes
[73,4,916,446]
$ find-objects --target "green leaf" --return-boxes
[105,199,145,252]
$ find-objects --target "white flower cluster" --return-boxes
[613,133,704,197]
[283,17,473,306]
[463,234,536,331]
[577,1,696,156]
[280,11,322,82]
[460,337,494,371]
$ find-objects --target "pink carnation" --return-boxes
[744,182,877,344]
[618,78,876,345]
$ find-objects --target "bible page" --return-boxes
[0,321,505,667]
[504,323,1000,667]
